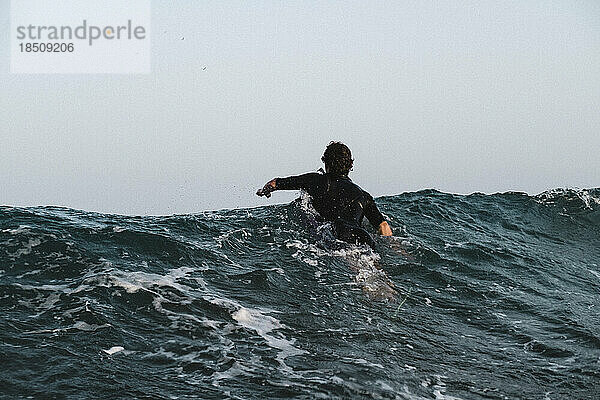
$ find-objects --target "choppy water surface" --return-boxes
[1,188,599,399]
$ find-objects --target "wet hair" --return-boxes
[321,141,353,176]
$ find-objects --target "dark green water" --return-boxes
[1,188,599,399]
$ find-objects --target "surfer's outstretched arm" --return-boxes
[256,173,321,198]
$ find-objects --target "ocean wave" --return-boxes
[1,188,599,399]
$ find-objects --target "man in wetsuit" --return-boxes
[256,142,392,249]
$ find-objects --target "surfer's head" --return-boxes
[321,141,353,176]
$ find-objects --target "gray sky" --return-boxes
[1,0,599,215]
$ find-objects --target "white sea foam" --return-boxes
[9,237,42,258]
[201,295,307,381]
[535,188,600,210]
[1,225,31,234]
[22,321,111,335]
[87,265,305,382]
[215,228,252,245]
[99,266,201,296]
[102,346,125,355]
[414,375,467,400]
[285,236,398,301]
[230,305,306,364]
[291,250,319,266]
[588,269,600,281]
[341,357,384,369]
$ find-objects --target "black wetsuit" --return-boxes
[275,172,385,248]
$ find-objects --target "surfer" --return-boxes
[256,141,393,249]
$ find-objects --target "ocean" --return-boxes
[1,188,599,399]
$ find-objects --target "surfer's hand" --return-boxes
[378,221,393,236]
[256,179,277,198]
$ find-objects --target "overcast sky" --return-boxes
[1,1,599,215]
